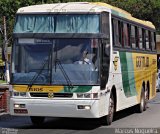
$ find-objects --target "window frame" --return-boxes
[111,15,156,53]
[112,18,122,47]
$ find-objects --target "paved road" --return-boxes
[1,92,160,134]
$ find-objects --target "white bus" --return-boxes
[10,2,157,125]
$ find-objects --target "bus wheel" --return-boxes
[138,87,145,113]
[144,86,149,111]
[107,93,115,125]
[30,116,45,126]
[102,93,114,125]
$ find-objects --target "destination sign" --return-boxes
[34,39,52,44]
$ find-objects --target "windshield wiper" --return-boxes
[28,47,52,89]
[54,43,73,90]
[55,59,73,90]
[27,58,49,89]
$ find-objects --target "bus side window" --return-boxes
[148,31,152,50]
[112,19,122,47]
[118,21,122,46]
[135,26,139,48]
[131,25,136,48]
[145,30,150,50]
[142,29,146,49]
[151,32,156,51]
[101,12,110,35]
[138,28,143,49]
[123,23,130,47]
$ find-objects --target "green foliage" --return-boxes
[105,0,160,33]
[0,0,160,48]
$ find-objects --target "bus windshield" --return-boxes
[11,38,100,85]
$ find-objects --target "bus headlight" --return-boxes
[13,92,27,97]
[13,92,19,96]
[93,93,98,98]
[77,93,91,98]
[77,93,98,99]
[14,104,26,108]
[20,92,27,97]
[77,93,84,98]
[84,93,91,98]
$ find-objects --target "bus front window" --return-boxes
[52,39,100,85]
[11,40,52,85]
[11,38,100,85]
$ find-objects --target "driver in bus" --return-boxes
[74,50,91,64]
[82,50,92,64]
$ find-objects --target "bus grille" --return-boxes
[30,93,73,98]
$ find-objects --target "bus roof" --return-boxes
[93,2,155,29]
[17,2,155,29]
[17,2,110,13]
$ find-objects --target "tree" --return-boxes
[105,0,160,33]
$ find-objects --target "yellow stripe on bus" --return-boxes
[13,85,64,93]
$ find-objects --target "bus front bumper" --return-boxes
[10,98,101,118]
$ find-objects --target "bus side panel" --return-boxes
[113,51,157,111]
[119,52,157,105]
[132,53,157,101]
[112,51,138,111]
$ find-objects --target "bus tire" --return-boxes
[138,87,145,113]
[102,93,114,125]
[30,116,45,126]
[144,86,149,111]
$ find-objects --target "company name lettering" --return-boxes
[136,56,149,68]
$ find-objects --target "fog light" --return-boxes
[14,104,26,108]
[14,104,20,108]
[84,105,91,110]
[77,105,91,110]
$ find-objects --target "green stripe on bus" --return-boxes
[61,86,92,93]
[120,52,137,97]
[126,53,137,96]
[120,52,130,97]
